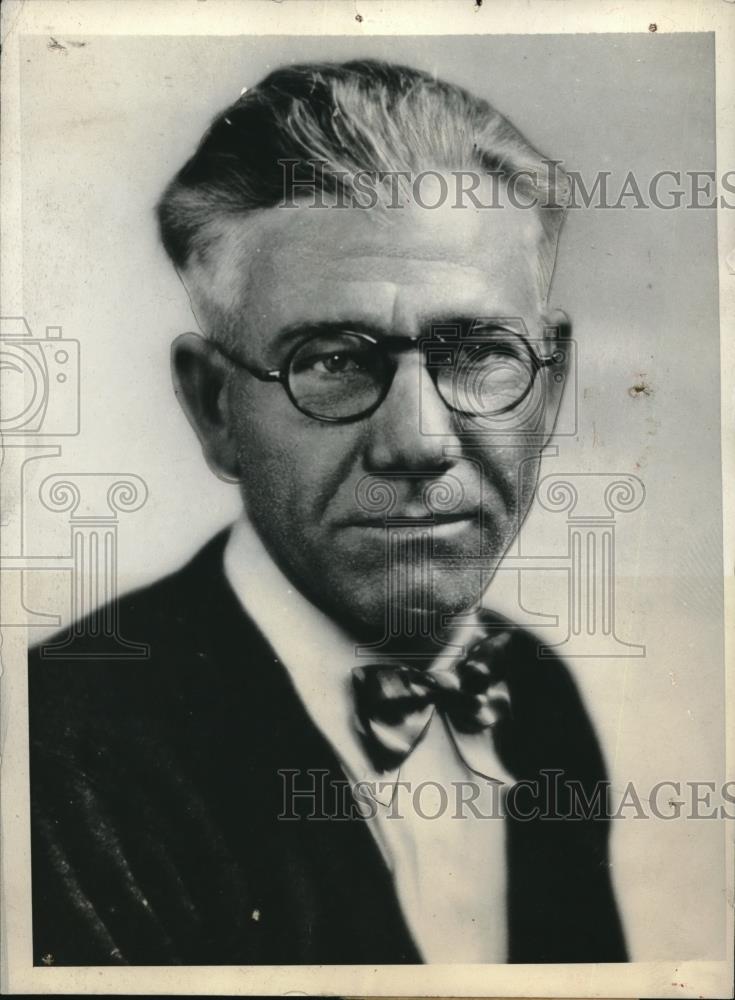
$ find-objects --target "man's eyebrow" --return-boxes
[270,319,396,350]
[424,315,528,334]
[270,315,527,350]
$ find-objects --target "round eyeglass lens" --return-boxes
[435,338,536,416]
[288,332,387,420]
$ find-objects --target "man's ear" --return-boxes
[171,332,241,482]
[540,308,572,445]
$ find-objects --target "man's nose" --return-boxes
[363,352,461,472]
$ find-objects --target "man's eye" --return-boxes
[310,352,364,375]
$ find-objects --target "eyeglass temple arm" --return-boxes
[215,343,284,382]
[244,366,283,383]
[538,315,571,367]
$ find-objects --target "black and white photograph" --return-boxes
[1,1,733,996]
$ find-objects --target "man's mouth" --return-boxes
[340,509,479,530]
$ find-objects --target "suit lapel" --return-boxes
[182,533,422,963]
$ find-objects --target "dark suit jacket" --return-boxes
[28,530,627,966]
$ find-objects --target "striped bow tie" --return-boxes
[351,631,513,772]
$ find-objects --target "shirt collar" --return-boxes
[224,514,387,787]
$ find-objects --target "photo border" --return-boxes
[1,1,732,996]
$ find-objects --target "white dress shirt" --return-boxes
[224,514,515,963]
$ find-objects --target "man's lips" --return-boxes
[339,509,480,529]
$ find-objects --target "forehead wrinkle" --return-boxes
[312,239,536,282]
[315,262,496,292]
[330,261,534,291]
[336,243,492,261]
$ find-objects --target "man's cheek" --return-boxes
[490,448,539,501]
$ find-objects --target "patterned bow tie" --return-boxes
[352,631,514,772]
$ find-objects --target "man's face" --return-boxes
[185,182,563,639]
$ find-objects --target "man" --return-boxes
[29,60,627,965]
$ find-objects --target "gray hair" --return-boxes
[157,59,570,295]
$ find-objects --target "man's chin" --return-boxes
[321,572,491,645]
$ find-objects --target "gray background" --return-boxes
[17,32,725,961]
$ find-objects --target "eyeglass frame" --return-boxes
[210,324,563,425]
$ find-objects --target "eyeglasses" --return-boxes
[214,324,559,424]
